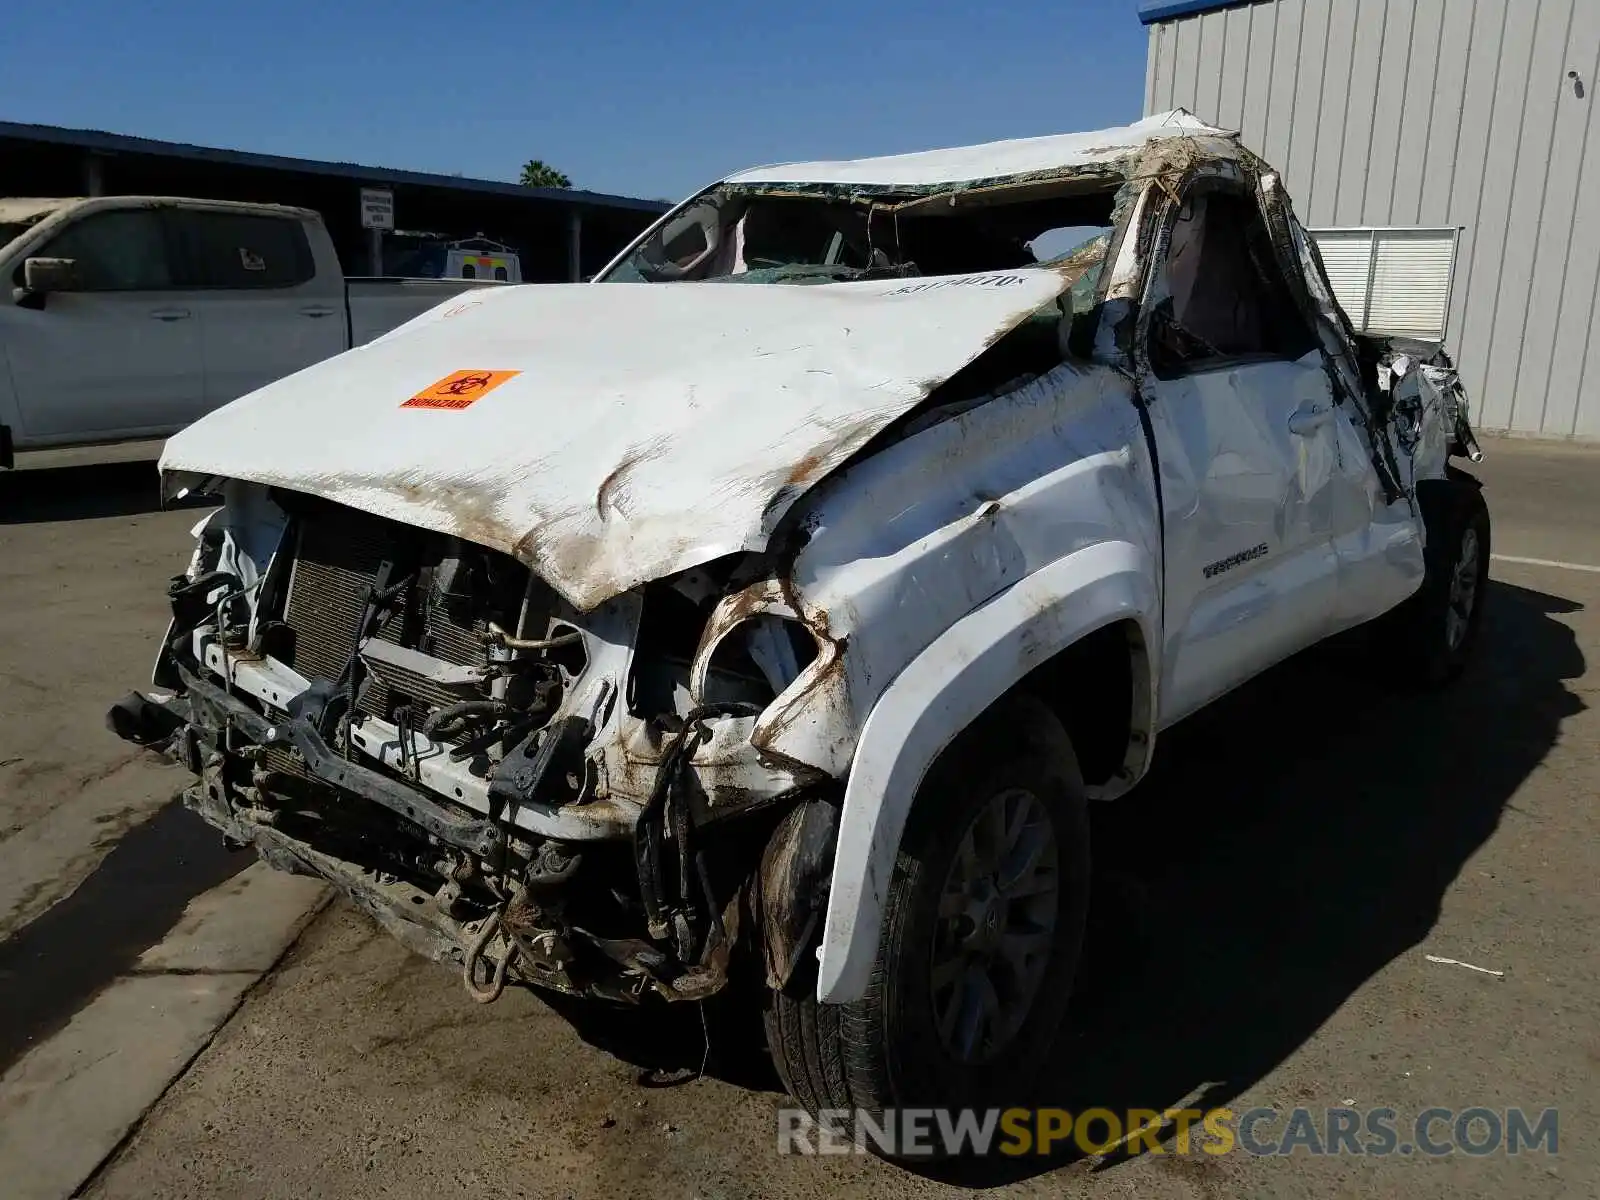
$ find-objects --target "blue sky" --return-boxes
[0,2,1152,202]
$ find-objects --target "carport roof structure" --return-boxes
[0,119,667,216]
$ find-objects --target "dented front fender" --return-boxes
[817,540,1159,1004]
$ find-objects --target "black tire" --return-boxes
[1381,471,1491,687]
[764,693,1090,1152]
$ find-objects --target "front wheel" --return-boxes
[764,693,1090,1151]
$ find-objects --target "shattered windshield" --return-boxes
[1041,232,1112,313]
[601,192,901,284]
[599,184,1116,291]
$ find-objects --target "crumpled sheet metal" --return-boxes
[1386,353,1482,488]
[723,110,1225,188]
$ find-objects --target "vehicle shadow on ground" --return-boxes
[536,983,782,1094]
[530,580,1584,1184]
[929,577,1585,1186]
[0,459,206,523]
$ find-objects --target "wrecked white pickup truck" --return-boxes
[111,111,1487,1125]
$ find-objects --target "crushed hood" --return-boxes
[161,270,1069,610]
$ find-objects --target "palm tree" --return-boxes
[519,160,572,189]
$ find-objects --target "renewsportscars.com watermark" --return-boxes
[777,1106,1559,1159]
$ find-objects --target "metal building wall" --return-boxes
[1145,0,1600,439]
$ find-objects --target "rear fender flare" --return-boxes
[815,539,1158,1003]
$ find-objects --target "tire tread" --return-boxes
[765,693,1090,1149]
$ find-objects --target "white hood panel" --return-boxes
[161,271,1069,610]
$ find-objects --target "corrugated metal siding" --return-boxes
[1147,0,1600,438]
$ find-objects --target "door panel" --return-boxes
[1151,353,1341,723]
[4,209,201,440]
[171,211,346,409]
[1141,184,1345,727]
[196,287,346,405]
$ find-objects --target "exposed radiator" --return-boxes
[260,503,528,782]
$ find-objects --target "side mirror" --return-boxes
[23,257,80,293]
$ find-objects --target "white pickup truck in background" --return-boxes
[0,195,499,465]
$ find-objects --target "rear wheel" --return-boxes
[764,693,1090,1151]
[1382,472,1491,687]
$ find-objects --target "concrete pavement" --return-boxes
[0,866,327,1200]
[0,435,1596,1198]
[0,451,195,939]
[1,450,328,1199]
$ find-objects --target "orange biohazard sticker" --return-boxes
[401,369,520,411]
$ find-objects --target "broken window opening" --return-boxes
[1149,186,1316,378]
[603,181,1120,287]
